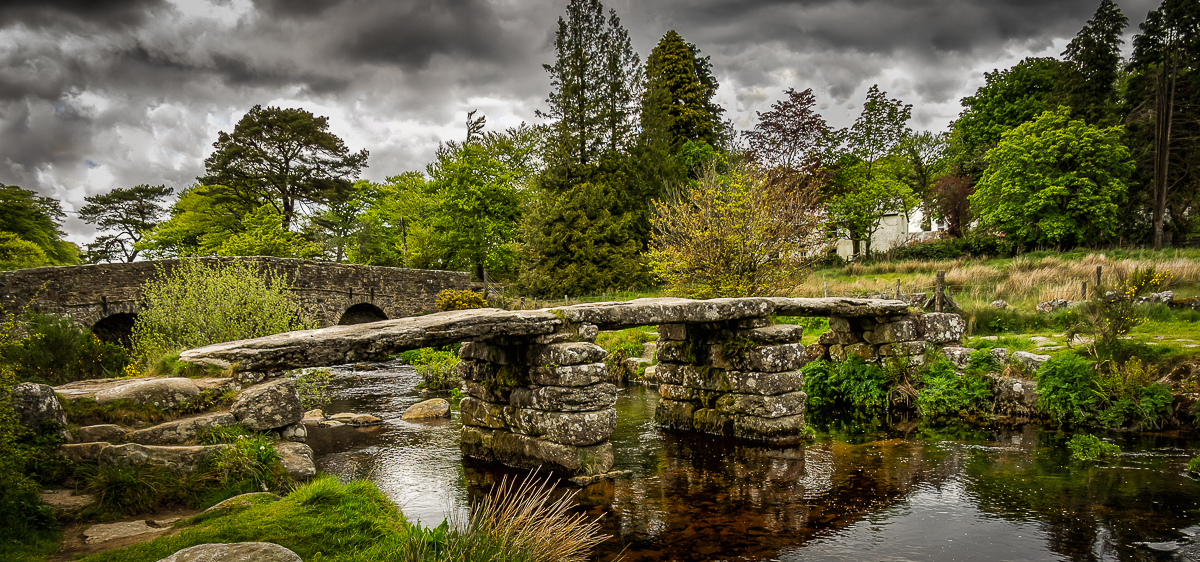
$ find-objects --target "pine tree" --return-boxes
[642,30,724,150]
[1062,0,1128,125]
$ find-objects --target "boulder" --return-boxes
[274,442,316,481]
[923,313,966,344]
[276,423,307,442]
[939,347,976,370]
[506,407,616,446]
[991,300,1008,309]
[461,425,614,474]
[76,424,128,443]
[401,398,451,420]
[12,382,67,430]
[508,383,617,412]
[988,373,1040,418]
[199,492,281,517]
[156,542,302,562]
[526,362,607,387]
[85,520,170,545]
[327,412,382,426]
[39,489,94,515]
[94,378,200,410]
[230,379,302,430]
[1012,351,1051,374]
[60,442,230,474]
[715,391,808,418]
[128,412,237,445]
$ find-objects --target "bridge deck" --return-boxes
[179,297,912,372]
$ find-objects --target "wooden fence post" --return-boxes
[824,282,828,298]
[1095,266,1102,289]
[1082,281,1088,302]
[894,279,901,300]
[936,271,945,312]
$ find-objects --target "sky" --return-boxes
[0,0,1162,244]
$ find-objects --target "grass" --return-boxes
[78,472,609,562]
[595,326,657,381]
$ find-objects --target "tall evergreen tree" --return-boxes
[641,30,724,150]
[537,0,640,182]
[522,0,648,296]
[1062,0,1128,125]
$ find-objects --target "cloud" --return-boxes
[0,0,1163,244]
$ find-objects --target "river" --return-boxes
[307,361,1200,561]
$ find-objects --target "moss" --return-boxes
[720,336,758,362]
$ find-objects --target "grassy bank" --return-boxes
[78,474,606,562]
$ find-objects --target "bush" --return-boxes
[1189,456,1200,476]
[399,347,461,391]
[1067,434,1121,460]
[1035,352,1173,429]
[914,355,992,418]
[801,356,890,412]
[436,289,488,312]
[291,369,334,410]
[1,314,127,385]
[131,259,314,370]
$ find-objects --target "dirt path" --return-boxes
[48,506,200,562]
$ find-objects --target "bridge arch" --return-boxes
[91,313,138,347]
[337,302,388,325]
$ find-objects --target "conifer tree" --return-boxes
[1062,0,1128,125]
[641,30,724,151]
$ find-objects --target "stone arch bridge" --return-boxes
[180,297,966,476]
[0,256,470,342]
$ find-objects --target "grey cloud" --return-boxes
[0,0,168,30]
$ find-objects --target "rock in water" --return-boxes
[155,542,302,562]
[93,377,200,410]
[231,379,303,430]
[401,398,451,420]
[12,382,67,430]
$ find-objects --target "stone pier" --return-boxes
[653,318,810,445]
[457,324,618,474]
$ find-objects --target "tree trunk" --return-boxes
[1152,54,1177,250]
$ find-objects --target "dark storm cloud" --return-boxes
[0,0,1167,244]
[0,0,169,30]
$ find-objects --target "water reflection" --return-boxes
[312,363,1200,561]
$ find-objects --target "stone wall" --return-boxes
[0,256,469,329]
[807,312,967,366]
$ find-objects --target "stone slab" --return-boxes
[460,426,614,473]
[508,383,617,412]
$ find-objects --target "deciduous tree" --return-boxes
[970,107,1132,249]
[0,184,78,267]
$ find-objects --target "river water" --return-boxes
[307,361,1200,561]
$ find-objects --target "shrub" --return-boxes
[801,356,890,412]
[291,369,334,410]
[400,347,461,391]
[1189,456,1200,476]
[436,289,488,312]
[1035,352,1105,426]
[1,314,127,385]
[131,259,315,370]
[1067,434,1121,460]
[915,355,992,418]
[1035,352,1173,429]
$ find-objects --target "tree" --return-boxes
[970,107,1132,249]
[199,105,369,232]
[951,58,1069,179]
[931,174,974,238]
[1128,0,1200,248]
[649,162,826,298]
[897,131,950,230]
[743,87,831,176]
[1062,0,1128,125]
[0,184,79,267]
[828,85,916,256]
[522,0,649,295]
[138,186,319,259]
[538,0,640,177]
[78,184,173,263]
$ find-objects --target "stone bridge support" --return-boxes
[457,323,618,474]
[653,318,809,445]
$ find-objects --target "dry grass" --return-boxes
[797,252,1200,308]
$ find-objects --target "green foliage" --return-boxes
[520,157,651,297]
[1068,268,1172,362]
[195,424,258,446]
[914,355,993,418]
[1189,456,1200,476]
[649,162,825,297]
[951,57,1068,177]
[971,106,1133,249]
[131,258,315,369]
[400,347,461,392]
[436,289,489,312]
[139,188,321,259]
[199,105,369,232]
[801,356,890,412]
[79,184,173,263]
[640,29,726,180]
[1061,0,1128,125]
[214,204,323,259]
[82,463,176,516]
[1035,352,1173,428]
[291,369,334,411]
[1,314,128,385]
[595,327,656,381]
[0,183,80,267]
[1066,433,1121,460]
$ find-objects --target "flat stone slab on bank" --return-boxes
[179,297,913,372]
